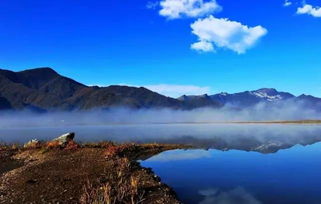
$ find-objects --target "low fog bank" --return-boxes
[0,101,320,128]
[2,104,321,151]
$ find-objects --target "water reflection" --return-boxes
[141,144,321,204]
[2,123,321,203]
[199,187,261,204]
[147,150,211,162]
[1,124,321,153]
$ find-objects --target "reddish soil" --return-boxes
[0,143,183,204]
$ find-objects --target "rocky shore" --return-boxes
[0,134,185,204]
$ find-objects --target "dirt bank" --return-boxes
[0,142,184,204]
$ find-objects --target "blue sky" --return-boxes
[1,0,321,97]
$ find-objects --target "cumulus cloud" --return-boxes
[159,0,221,19]
[144,84,211,97]
[190,16,267,54]
[297,4,321,17]
[191,40,215,52]
[283,0,292,7]
[156,0,267,54]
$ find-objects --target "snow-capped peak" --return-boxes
[251,89,282,101]
[219,92,228,96]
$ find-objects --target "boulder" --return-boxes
[53,132,75,146]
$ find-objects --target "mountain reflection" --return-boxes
[141,142,321,204]
[132,124,321,153]
[1,124,321,153]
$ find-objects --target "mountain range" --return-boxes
[0,67,320,111]
[179,88,321,111]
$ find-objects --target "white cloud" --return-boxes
[144,84,211,97]
[191,40,215,52]
[190,16,267,54]
[159,0,221,19]
[283,0,292,7]
[297,4,321,17]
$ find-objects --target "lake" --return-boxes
[2,124,321,152]
[2,124,321,203]
[136,124,321,204]
[141,143,321,204]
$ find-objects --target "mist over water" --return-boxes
[2,107,321,204]
[1,110,321,154]
[1,105,321,152]
[0,101,320,129]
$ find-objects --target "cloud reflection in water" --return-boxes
[199,187,262,204]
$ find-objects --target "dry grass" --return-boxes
[82,141,115,149]
[104,144,139,159]
[0,143,20,150]
[1,141,182,204]
[0,144,20,160]
[80,158,145,204]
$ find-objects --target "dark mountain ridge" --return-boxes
[179,88,321,111]
[178,94,221,108]
[0,67,188,111]
[1,67,321,112]
[210,88,295,108]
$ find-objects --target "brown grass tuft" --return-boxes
[80,157,145,204]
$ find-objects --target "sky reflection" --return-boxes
[142,143,321,204]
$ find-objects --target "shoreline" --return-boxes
[229,120,321,124]
[1,120,321,129]
[0,140,187,203]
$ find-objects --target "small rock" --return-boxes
[53,133,75,146]
[24,139,41,148]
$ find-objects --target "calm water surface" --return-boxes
[1,124,321,151]
[142,144,321,204]
[2,124,321,203]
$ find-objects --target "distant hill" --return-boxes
[210,88,295,108]
[1,67,321,112]
[0,67,188,111]
[178,94,221,108]
[179,88,321,111]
